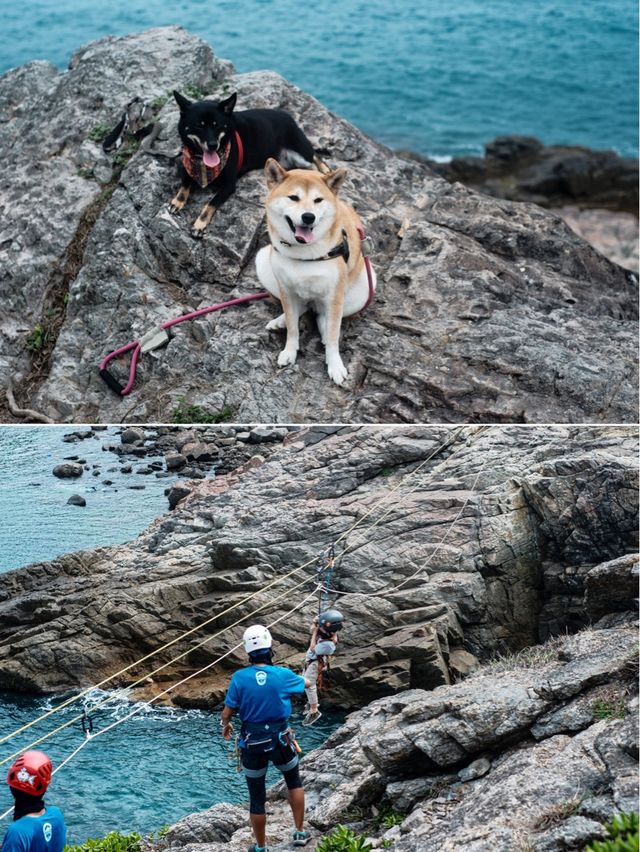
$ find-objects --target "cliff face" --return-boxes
[0,425,636,850]
[0,425,636,705]
[1,27,637,424]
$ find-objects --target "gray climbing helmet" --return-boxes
[318,609,344,632]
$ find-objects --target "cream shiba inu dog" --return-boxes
[255,159,376,385]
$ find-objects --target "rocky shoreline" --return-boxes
[49,424,299,507]
[407,135,639,273]
[1,27,637,423]
[0,425,637,850]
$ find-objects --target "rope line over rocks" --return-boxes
[0,587,320,824]
[0,425,480,765]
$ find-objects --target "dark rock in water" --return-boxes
[155,471,172,478]
[92,470,100,477]
[127,484,145,490]
[136,466,153,475]
[149,461,164,471]
[420,134,639,214]
[121,427,145,445]
[63,455,80,461]
[167,482,193,509]
[120,465,133,473]
[67,494,86,506]
[0,29,635,424]
[28,482,41,487]
[165,452,187,470]
[52,463,83,478]
[102,479,113,486]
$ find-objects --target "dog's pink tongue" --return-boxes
[294,225,315,244]
[202,150,220,168]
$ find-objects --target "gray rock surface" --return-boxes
[0,426,636,706]
[158,626,637,852]
[1,29,637,423]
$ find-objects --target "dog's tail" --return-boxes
[279,148,331,174]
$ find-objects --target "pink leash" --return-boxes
[99,230,375,396]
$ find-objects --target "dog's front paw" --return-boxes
[169,201,182,215]
[278,348,298,368]
[266,314,287,332]
[190,226,205,240]
[327,356,348,386]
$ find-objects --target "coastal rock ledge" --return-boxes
[1,27,637,423]
[0,425,637,850]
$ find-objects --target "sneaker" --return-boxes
[302,710,322,727]
[247,845,269,852]
[292,829,310,846]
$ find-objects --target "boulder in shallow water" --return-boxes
[52,463,83,478]
[67,494,86,506]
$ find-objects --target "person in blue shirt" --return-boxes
[221,624,311,852]
[2,751,66,852]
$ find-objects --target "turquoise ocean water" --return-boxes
[0,428,344,841]
[0,427,177,574]
[0,0,637,158]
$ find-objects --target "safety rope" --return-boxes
[0,571,318,767]
[0,587,321,824]
[319,428,490,600]
[0,426,471,752]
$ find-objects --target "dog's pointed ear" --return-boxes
[219,92,237,114]
[265,158,288,188]
[173,91,193,112]
[324,168,348,195]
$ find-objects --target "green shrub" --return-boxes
[375,805,404,829]
[587,812,639,852]
[592,696,628,721]
[172,399,235,424]
[316,825,373,852]
[88,123,110,143]
[64,831,141,852]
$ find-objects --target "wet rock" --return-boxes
[167,482,192,509]
[422,135,638,214]
[121,427,145,444]
[52,463,83,478]
[67,495,86,506]
[165,452,187,470]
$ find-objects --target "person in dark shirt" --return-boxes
[221,624,311,852]
[2,751,66,852]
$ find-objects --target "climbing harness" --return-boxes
[99,227,375,397]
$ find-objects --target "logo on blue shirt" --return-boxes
[43,823,53,842]
[255,670,267,686]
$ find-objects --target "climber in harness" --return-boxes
[302,609,344,727]
[2,751,67,852]
[220,625,312,851]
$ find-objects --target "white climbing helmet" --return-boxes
[243,624,273,654]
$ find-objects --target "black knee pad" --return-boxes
[282,765,302,791]
[245,774,266,815]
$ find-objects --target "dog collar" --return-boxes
[275,229,350,264]
[182,142,230,187]
[180,129,243,188]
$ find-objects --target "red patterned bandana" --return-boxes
[181,140,231,188]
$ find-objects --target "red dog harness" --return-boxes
[181,132,244,188]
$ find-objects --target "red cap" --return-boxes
[7,751,52,795]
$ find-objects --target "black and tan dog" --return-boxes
[170,91,321,239]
